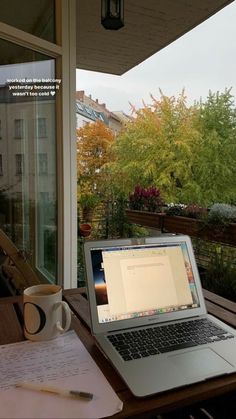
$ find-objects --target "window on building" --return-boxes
[37,118,47,138]
[85,106,92,115]
[39,153,48,174]
[0,155,3,176]
[15,154,24,175]
[76,102,84,111]
[14,119,24,139]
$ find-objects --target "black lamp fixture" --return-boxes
[101,0,124,30]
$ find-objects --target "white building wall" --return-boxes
[76,112,93,129]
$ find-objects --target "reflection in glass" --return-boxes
[0,0,55,43]
[0,39,57,285]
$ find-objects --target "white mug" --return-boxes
[23,284,71,341]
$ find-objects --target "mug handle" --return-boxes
[55,301,71,333]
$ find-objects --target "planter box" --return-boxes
[164,217,236,245]
[164,216,236,245]
[125,209,165,229]
[125,209,236,245]
[163,215,201,235]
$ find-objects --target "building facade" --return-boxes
[76,90,123,135]
[76,98,108,128]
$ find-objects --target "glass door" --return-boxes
[0,39,57,283]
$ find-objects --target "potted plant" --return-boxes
[79,192,100,222]
[129,185,163,212]
[163,202,236,244]
[176,203,236,245]
[79,223,92,237]
[126,186,165,228]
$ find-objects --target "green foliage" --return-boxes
[78,192,100,210]
[199,89,236,139]
[106,194,149,238]
[192,89,236,204]
[109,90,201,203]
[108,88,236,206]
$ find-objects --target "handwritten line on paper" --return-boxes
[0,331,123,418]
[0,332,84,391]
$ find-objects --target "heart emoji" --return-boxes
[50,91,56,96]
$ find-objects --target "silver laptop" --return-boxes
[84,235,236,397]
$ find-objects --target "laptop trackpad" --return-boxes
[169,348,232,379]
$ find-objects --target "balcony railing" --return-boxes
[125,209,236,246]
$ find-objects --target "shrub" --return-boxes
[165,203,207,219]
[208,203,236,227]
[79,192,100,210]
[129,186,163,212]
[183,203,208,220]
[165,203,186,216]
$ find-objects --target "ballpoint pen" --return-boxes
[15,382,93,401]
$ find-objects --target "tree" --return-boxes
[77,90,236,208]
[77,120,115,194]
[108,89,236,206]
[109,90,201,203]
[192,89,236,204]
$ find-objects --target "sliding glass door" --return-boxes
[0,39,57,282]
[0,0,77,291]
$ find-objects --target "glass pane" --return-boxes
[0,0,55,43]
[0,38,57,287]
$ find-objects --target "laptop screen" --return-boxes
[90,242,200,324]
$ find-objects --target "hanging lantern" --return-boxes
[101,0,124,30]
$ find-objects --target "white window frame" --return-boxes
[0,0,77,289]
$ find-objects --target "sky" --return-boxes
[76,1,236,114]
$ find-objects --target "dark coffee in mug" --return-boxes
[30,289,58,297]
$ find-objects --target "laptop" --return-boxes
[84,235,236,397]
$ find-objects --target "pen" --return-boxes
[15,382,93,401]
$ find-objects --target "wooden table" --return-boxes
[1,289,236,418]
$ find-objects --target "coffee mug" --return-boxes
[23,284,71,341]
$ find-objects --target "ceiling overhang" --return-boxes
[76,0,234,75]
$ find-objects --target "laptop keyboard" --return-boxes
[107,319,234,361]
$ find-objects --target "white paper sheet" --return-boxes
[0,331,123,418]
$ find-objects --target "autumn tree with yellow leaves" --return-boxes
[77,120,115,197]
